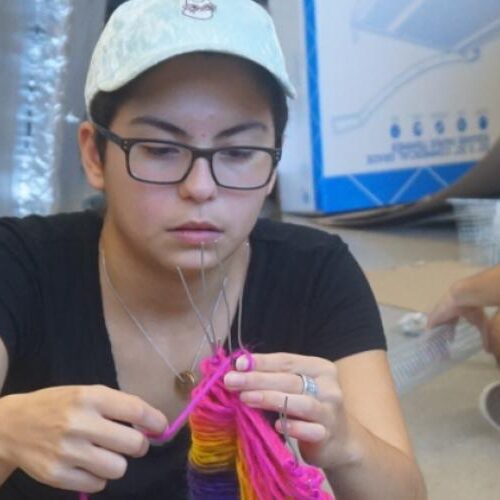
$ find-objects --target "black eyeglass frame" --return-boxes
[92,123,282,190]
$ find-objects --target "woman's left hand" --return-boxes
[223,352,359,470]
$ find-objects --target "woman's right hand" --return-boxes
[0,385,167,493]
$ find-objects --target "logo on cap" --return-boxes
[182,0,217,20]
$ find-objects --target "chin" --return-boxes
[167,247,228,274]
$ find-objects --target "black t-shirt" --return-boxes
[0,211,385,499]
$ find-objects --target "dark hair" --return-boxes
[90,55,289,162]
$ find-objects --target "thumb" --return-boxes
[461,306,488,331]
[487,309,500,365]
[427,293,460,328]
[460,306,489,350]
[137,405,168,435]
[93,386,168,434]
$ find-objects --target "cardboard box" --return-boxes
[270,0,500,214]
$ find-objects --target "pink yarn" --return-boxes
[146,355,233,442]
[189,348,334,499]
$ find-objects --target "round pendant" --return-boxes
[175,371,197,398]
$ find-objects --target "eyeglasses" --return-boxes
[93,123,281,190]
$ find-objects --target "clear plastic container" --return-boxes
[388,321,483,394]
[449,198,500,266]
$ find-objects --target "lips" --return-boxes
[169,221,223,245]
[172,221,221,232]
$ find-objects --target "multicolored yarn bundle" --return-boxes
[80,348,334,499]
[186,348,333,499]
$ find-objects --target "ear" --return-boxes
[79,121,105,191]
[265,170,277,196]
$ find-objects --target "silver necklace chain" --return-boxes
[101,252,211,381]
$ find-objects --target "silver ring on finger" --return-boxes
[298,373,319,398]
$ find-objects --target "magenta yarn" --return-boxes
[187,348,334,499]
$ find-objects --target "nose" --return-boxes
[177,156,217,202]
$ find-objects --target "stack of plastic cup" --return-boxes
[389,321,483,394]
[449,198,500,266]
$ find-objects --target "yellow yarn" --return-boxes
[189,419,237,470]
[236,440,257,500]
[189,414,258,498]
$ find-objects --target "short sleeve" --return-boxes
[0,219,42,370]
[303,241,386,361]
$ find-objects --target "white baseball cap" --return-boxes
[84,0,295,114]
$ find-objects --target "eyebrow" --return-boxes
[130,116,188,137]
[216,121,269,139]
[129,116,269,140]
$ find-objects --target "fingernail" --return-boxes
[147,411,167,433]
[224,372,245,387]
[235,355,249,371]
[277,420,291,433]
[311,426,327,441]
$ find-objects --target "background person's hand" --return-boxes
[427,265,500,364]
[0,385,167,493]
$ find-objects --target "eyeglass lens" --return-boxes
[128,142,273,188]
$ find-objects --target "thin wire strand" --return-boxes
[200,242,207,294]
[214,241,233,354]
[237,284,244,351]
[279,396,299,466]
[221,276,233,354]
[176,265,218,354]
[214,239,251,352]
[201,242,219,345]
[237,241,251,351]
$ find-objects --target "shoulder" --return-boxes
[0,210,102,250]
[244,219,385,359]
[249,218,373,303]
[250,218,345,256]
[0,210,102,240]
[0,211,103,277]
[248,218,354,291]
[0,212,101,365]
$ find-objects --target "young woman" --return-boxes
[0,0,426,498]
